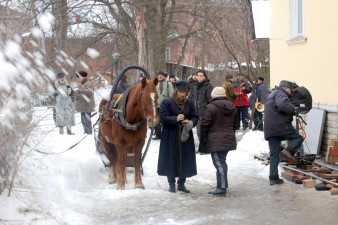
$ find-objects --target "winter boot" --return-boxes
[67,126,74,135]
[281,149,296,164]
[177,184,190,193]
[269,176,284,185]
[59,126,64,134]
[167,177,176,193]
[208,188,226,195]
[169,183,176,193]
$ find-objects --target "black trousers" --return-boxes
[81,112,92,134]
[253,110,263,131]
[235,106,249,129]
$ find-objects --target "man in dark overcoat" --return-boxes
[189,70,213,139]
[157,80,198,193]
[264,80,303,185]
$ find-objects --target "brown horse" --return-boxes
[98,77,159,189]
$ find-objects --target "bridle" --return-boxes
[101,85,158,131]
[139,89,157,121]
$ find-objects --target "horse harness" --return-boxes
[100,86,156,131]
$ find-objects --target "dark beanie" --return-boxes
[169,73,175,79]
[57,72,65,78]
[279,80,294,89]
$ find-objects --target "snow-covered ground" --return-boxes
[0,87,273,224]
[2,88,337,225]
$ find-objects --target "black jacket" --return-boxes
[190,78,213,117]
[199,97,237,154]
[187,79,197,98]
[264,86,296,140]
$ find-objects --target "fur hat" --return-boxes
[211,87,226,99]
[174,80,188,91]
[157,71,165,76]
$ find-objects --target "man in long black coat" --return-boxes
[157,80,198,193]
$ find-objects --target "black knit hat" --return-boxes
[169,73,175,79]
[57,72,65,78]
[257,76,264,81]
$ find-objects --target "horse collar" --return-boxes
[114,86,146,131]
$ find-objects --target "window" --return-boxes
[165,47,171,61]
[289,0,304,40]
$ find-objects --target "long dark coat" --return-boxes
[198,97,237,154]
[157,97,198,178]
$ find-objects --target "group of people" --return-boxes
[155,69,304,194]
[54,68,303,194]
[53,71,95,135]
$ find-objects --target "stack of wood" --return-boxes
[326,139,338,164]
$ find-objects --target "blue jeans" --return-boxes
[211,151,229,189]
[267,133,304,178]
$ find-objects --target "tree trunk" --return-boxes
[136,11,147,69]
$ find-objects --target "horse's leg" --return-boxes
[108,145,118,184]
[133,142,145,189]
[116,144,127,190]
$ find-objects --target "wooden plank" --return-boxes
[333,140,338,149]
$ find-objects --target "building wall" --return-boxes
[270,0,338,105]
[270,0,338,156]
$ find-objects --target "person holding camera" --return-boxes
[264,80,304,185]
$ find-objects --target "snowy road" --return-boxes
[0,107,337,225]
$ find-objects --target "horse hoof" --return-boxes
[135,184,145,189]
[108,177,117,184]
[116,185,125,190]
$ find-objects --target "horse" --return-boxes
[98,77,159,189]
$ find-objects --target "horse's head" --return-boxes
[140,77,159,128]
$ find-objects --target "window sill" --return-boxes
[287,36,307,44]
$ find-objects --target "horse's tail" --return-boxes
[99,99,108,113]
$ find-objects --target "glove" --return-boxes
[67,88,72,95]
[181,120,194,142]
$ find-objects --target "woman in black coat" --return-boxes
[157,81,198,193]
[199,87,238,195]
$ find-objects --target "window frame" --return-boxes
[165,47,171,61]
[289,0,305,41]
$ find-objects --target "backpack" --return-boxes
[290,86,312,114]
